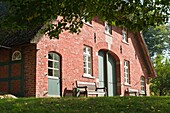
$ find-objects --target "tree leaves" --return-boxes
[150,55,170,96]
[143,24,170,58]
[0,0,169,38]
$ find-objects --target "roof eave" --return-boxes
[136,32,156,78]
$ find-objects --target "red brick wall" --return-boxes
[36,19,151,97]
[0,45,37,97]
[23,44,36,97]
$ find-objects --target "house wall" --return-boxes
[0,19,151,97]
[35,18,151,97]
[0,44,36,97]
[0,48,10,94]
[23,44,36,97]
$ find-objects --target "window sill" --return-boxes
[82,74,95,79]
[124,83,131,86]
[121,40,129,45]
[104,32,113,37]
[140,91,146,94]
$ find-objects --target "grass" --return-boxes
[0,96,170,113]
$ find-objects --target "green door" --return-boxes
[48,52,61,97]
[48,76,60,96]
[98,50,116,96]
[98,51,105,89]
[107,53,116,96]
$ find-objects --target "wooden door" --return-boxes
[107,53,116,96]
[98,50,116,96]
[98,51,105,89]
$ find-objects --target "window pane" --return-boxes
[88,62,91,68]
[88,68,91,75]
[12,51,22,61]
[87,47,91,54]
[54,54,60,61]
[88,56,91,62]
[122,31,127,42]
[84,46,92,75]
[54,62,59,69]
[141,87,144,91]
[48,61,53,68]
[105,22,111,34]
[124,61,129,84]
[84,55,87,61]
[54,70,60,77]
[84,47,86,52]
[48,53,53,59]
[141,77,145,91]
[84,68,87,73]
[48,69,53,76]
[84,62,87,67]
[126,69,129,73]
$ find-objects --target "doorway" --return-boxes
[48,52,61,97]
[98,50,116,96]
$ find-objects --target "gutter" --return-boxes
[0,45,11,49]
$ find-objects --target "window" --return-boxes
[85,20,92,25]
[124,60,130,84]
[48,52,60,77]
[140,76,146,94]
[82,19,92,26]
[83,46,92,75]
[105,21,112,35]
[122,29,128,42]
[12,51,22,61]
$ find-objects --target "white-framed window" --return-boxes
[48,52,60,77]
[85,20,92,25]
[105,21,112,35]
[140,76,146,94]
[124,60,130,84]
[122,29,128,42]
[82,19,92,26]
[83,46,92,75]
[12,51,22,61]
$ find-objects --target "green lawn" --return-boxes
[0,96,170,113]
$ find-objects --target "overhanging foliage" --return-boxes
[0,0,169,38]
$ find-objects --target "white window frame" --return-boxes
[140,76,146,94]
[82,19,92,27]
[12,51,22,61]
[105,21,112,35]
[122,29,128,43]
[124,60,130,85]
[48,52,60,77]
[83,46,92,77]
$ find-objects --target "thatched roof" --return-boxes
[0,2,41,47]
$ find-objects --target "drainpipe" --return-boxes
[0,45,11,49]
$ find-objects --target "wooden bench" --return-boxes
[126,88,139,96]
[75,81,107,97]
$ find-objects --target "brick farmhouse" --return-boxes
[0,18,156,97]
